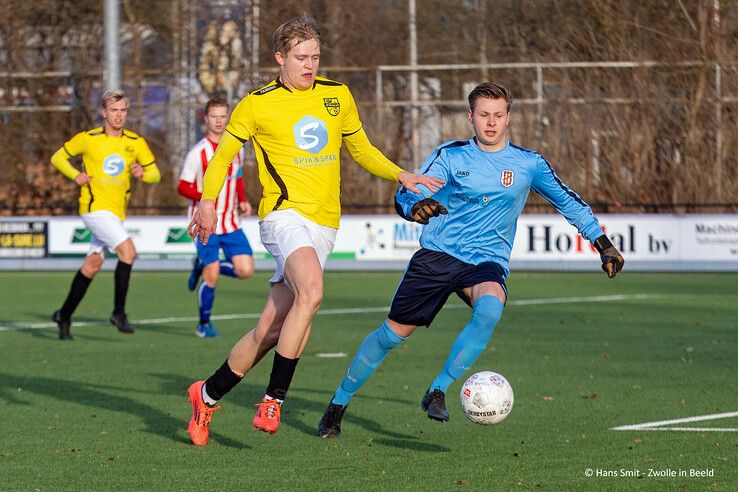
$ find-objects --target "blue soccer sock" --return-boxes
[430,295,504,393]
[198,281,216,324]
[332,321,407,406]
[219,261,237,278]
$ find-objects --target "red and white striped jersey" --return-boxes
[180,137,245,234]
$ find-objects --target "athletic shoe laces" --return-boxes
[196,404,220,427]
[256,400,281,419]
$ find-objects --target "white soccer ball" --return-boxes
[460,371,514,425]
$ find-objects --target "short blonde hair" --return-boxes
[100,90,127,109]
[272,16,320,55]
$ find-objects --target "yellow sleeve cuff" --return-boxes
[141,163,161,184]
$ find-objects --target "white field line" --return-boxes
[611,411,738,432]
[315,352,348,358]
[0,293,721,332]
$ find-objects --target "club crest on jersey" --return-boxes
[501,169,515,188]
[323,97,340,116]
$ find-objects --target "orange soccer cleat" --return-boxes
[187,381,220,446]
[253,398,282,434]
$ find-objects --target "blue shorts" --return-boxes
[196,229,253,266]
[388,248,507,327]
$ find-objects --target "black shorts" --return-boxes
[388,248,507,327]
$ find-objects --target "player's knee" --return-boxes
[82,253,104,276]
[202,268,219,287]
[294,281,323,313]
[119,249,137,264]
[235,261,254,279]
[377,321,407,349]
[466,296,504,348]
[251,324,280,348]
[473,295,504,324]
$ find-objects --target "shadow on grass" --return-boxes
[0,372,249,449]
[150,374,426,447]
[371,438,450,452]
[151,372,447,451]
[2,320,193,341]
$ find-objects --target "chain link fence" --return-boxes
[2,0,737,216]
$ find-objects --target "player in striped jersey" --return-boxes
[50,90,161,340]
[178,99,255,338]
[318,82,625,437]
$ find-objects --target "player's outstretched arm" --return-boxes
[344,130,444,193]
[593,235,624,278]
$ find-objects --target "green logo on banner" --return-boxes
[72,228,92,243]
[167,228,193,243]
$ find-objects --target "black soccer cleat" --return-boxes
[318,400,347,438]
[109,312,134,334]
[421,388,449,422]
[52,310,73,340]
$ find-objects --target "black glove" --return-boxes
[410,198,448,224]
[594,235,624,278]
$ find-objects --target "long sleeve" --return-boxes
[343,128,403,182]
[202,130,245,201]
[178,179,201,201]
[135,138,160,184]
[50,147,81,180]
[141,162,161,184]
[394,143,452,220]
[236,176,246,203]
[532,155,602,242]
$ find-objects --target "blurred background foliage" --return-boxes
[1,0,736,215]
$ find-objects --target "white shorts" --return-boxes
[259,208,337,288]
[80,210,129,256]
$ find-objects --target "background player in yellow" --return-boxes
[185,16,444,445]
[50,90,161,340]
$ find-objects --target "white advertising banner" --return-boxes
[46,216,267,259]
[5,214,737,269]
[347,214,738,264]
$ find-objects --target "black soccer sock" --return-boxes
[204,359,243,401]
[113,261,132,315]
[59,270,93,319]
[265,352,300,401]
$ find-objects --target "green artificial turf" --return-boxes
[0,271,736,490]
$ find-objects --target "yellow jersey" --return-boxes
[202,77,404,229]
[51,127,160,220]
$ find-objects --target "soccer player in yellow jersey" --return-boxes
[185,16,444,444]
[50,90,161,340]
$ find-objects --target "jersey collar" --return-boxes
[472,137,509,154]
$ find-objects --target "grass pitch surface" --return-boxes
[1,271,736,490]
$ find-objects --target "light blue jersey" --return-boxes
[395,138,603,275]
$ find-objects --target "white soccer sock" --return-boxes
[201,383,218,406]
[263,394,283,404]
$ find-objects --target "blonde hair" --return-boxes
[100,90,127,109]
[272,16,320,54]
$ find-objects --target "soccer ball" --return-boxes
[460,371,514,425]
